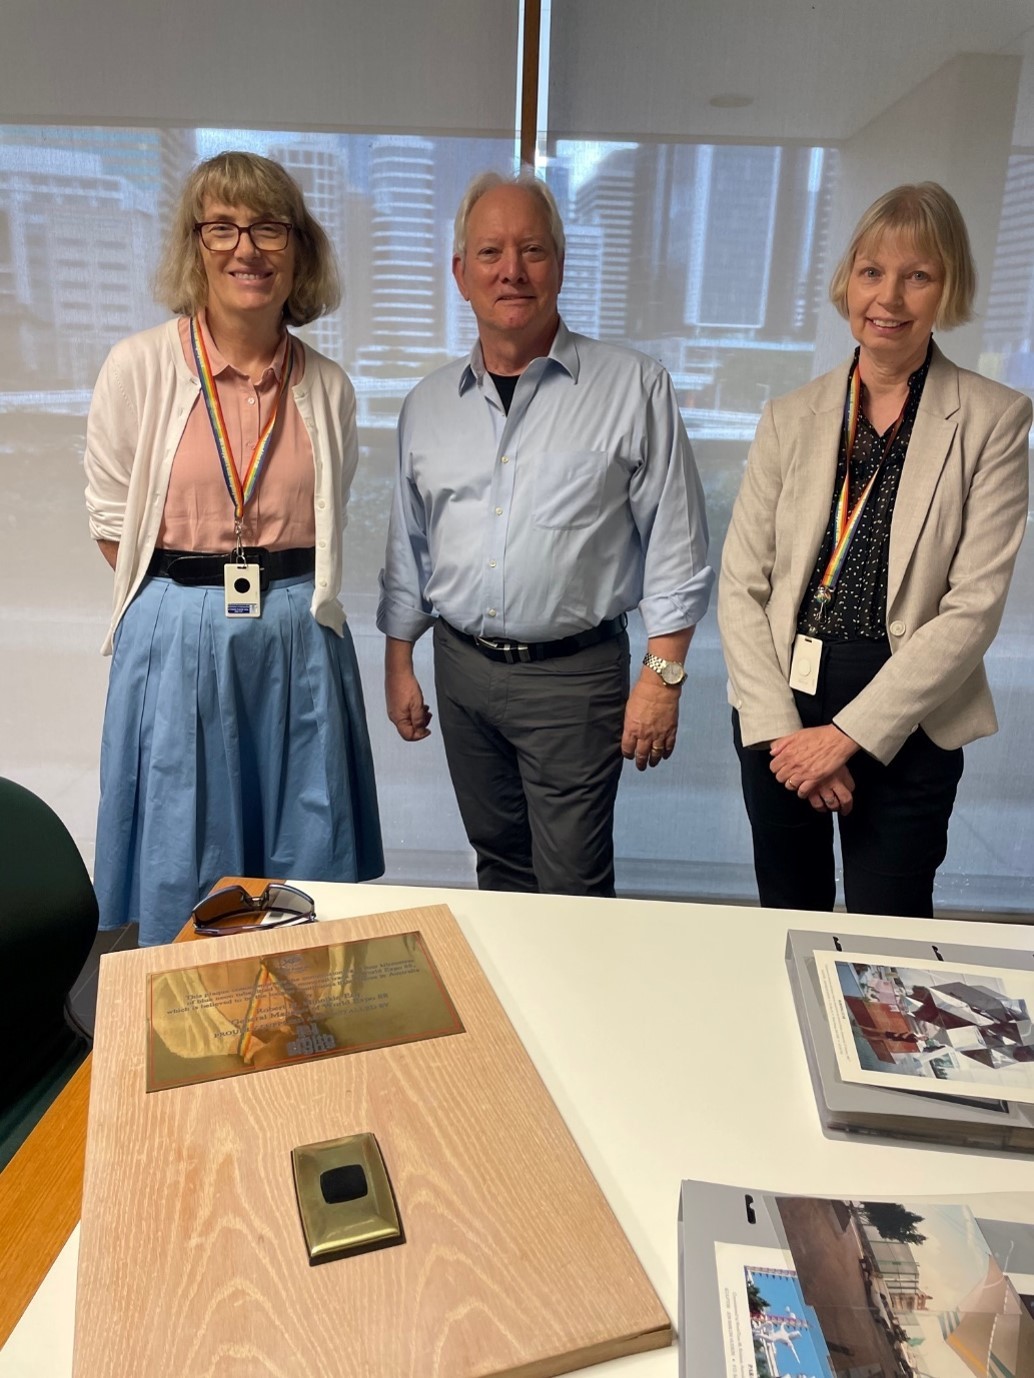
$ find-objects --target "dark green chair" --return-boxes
[0,777,99,1170]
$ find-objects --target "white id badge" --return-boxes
[224,562,261,618]
[788,633,822,695]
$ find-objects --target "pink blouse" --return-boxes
[157,313,316,551]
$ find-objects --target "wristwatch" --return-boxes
[643,652,686,686]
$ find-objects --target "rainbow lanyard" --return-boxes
[812,358,908,618]
[189,315,294,557]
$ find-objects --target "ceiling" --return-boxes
[547,0,1034,143]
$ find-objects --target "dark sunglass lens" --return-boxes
[193,885,253,921]
[203,911,260,932]
[263,885,314,915]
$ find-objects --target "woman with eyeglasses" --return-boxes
[85,151,383,946]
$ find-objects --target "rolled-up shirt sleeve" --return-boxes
[377,393,437,642]
[633,365,714,636]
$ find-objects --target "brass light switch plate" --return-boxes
[292,1133,403,1264]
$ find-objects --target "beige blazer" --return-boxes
[718,343,1032,764]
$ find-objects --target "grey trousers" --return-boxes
[432,621,630,896]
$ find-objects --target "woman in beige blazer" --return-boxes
[718,183,1032,917]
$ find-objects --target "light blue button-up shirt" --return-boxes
[377,320,713,644]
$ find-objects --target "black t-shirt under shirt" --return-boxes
[489,371,520,414]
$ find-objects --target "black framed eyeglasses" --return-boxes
[190,883,316,936]
[194,221,293,252]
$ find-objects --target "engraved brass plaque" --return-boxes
[147,931,463,1092]
[292,1132,402,1264]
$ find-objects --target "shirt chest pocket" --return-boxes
[531,449,608,529]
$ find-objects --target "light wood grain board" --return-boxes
[74,904,670,1378]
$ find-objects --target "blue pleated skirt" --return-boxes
[95,572,383,945]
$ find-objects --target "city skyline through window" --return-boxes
[2,121,1033,909]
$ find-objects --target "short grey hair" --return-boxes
[453,171,566,260]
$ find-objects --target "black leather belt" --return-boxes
[146,547,316,589]
[443,613,627,664]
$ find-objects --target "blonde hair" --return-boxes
[154,151,340,325]
[453,171,566,260]
[829,182,976,330]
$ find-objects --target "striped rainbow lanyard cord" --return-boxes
[816,358,908,605]
[189,315,294,525]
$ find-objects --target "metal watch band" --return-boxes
[643,652,686,685]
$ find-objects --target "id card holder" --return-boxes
[788,633,821,695]
[224,561,261,618]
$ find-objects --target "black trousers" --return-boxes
[734,640,964,918]
[433,621,629,896]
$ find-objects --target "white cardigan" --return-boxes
[84,318,359,654]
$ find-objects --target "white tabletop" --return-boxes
[6,883,1034,1377]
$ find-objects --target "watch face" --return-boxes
[660,662,686,685]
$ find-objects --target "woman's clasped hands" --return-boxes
[769,724,859,814]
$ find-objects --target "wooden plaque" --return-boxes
[74,904,670,1377]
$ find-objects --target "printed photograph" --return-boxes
[775,1194,1034,1377]
[814,949,1034,1104]
[714,1240,834,1378]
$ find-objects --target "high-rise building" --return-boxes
[269,139,347,364]
[158,129,198,228]
[0,144,157,388]
[544,161,573,223]
[573,147,636,341]
[341,186,373,374]
[805,147,839,332]
[984,154,1034,390]
[623,143,696,347]
[761,146,835,341]
[559,224,604,338]
[0,125,165,203]
[686,145,782,331]
[444,226,479,359]
[354,136,444,382]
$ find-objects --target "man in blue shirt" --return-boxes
[377,172,713,896]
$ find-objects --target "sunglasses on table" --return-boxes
[190,883,316,936]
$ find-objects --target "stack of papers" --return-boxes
[679,1180,1034,1378]
[786,931,1034,1151]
